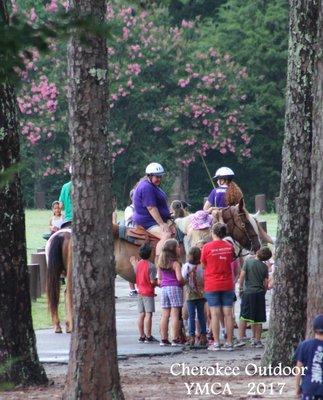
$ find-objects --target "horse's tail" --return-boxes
[46,234,65,318]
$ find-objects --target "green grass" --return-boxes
[25,209,52,262]
[31,292,66,330]
[26,209,124,330]
[256,213,278,239]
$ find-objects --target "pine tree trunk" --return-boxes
[63,0,124,399]
[262,0,319,367]
[169,164,189,202]
[306,1,323,337]
[0,1,47,387]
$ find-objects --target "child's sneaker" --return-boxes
[144,336,159,343]
[207,330,213,341]
[171,338,183,347]
[223,342,234,351]
[199,334,208,348]
[187,336,195,347]
[254,340,264,348]
[129,290,138,297]
[138,336,146,343]
[207,342,221,351]
[234,340,246,348]
[159,339,171,346]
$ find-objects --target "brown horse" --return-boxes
[46,225,157,333]
[175,198,270,254]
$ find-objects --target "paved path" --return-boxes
[36,277,271,363]
[36,278,182,363]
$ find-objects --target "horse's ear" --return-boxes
[238,197,245,212]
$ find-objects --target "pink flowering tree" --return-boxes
[15,1,251,204]
[106,5,251,197]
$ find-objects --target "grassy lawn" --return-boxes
[257,213,278,239]
[26,209,277,330]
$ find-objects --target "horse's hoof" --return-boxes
[55,327,62,333]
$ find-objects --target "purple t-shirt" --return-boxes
[207,185,228,208]
[133,179,170,229]
[160,268,182,287]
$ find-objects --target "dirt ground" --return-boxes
[0,345,298,400]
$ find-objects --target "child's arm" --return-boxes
[149,263,158,287]
[295,361,303,397]
[49,217,58,233]
[263,277,269,292]
[173,262,185,285]
[157,267,162,286]
[238,270,246,297]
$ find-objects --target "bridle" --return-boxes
[221,207,259,254]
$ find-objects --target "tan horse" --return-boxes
[175,198,271,254]
[46,225,157,333]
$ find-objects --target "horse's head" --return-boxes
[222,198,261,252]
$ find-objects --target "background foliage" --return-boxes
[12,0,288,211]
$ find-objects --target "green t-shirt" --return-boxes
[59,181,73,221]
[242,258,268,294]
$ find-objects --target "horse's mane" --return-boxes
[175,214,192,234]
[187,229,212,248]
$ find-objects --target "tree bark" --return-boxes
[262,0,319,367]
[63,0,124,399]
[306,1,323,337]
[169,164,189,202]
[0,0,47,387]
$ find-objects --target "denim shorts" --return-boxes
[204,290,234,308]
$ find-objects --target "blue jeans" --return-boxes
[187,299,207,336]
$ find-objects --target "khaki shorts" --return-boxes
[138,295,155,313]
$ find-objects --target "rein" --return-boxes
[221,207,258,253]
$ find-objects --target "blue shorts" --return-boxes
[204,291,234,308]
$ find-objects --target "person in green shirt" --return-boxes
[237,246,272,348]
[59,167,73,226]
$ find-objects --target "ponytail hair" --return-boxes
[225,181,243,206]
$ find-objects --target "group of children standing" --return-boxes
[131,222,273,350]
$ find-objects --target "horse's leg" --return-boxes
[65,244,73,333]
[53,310,62,333]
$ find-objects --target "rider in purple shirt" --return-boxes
[204,167,243,213]
[133,163,172,257]
[133,179,170,229]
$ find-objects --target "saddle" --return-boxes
[118,225,159,248]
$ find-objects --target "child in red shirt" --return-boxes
[201,222,235,351]
[132,243,158,343]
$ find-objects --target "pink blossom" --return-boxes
[127,79,134,89]
[45,0,58,13]
[123,27,130,40]
[181,20,194,29]
[130,44,141,53]
[29,8,38,22]
[241,133,251,144]
[127,63,141,75]
[153,127,161,132]
[178,79,190,88]
[241,148,251,157]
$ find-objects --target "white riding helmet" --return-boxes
[213,167,235,180]
[145,162,165,176]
